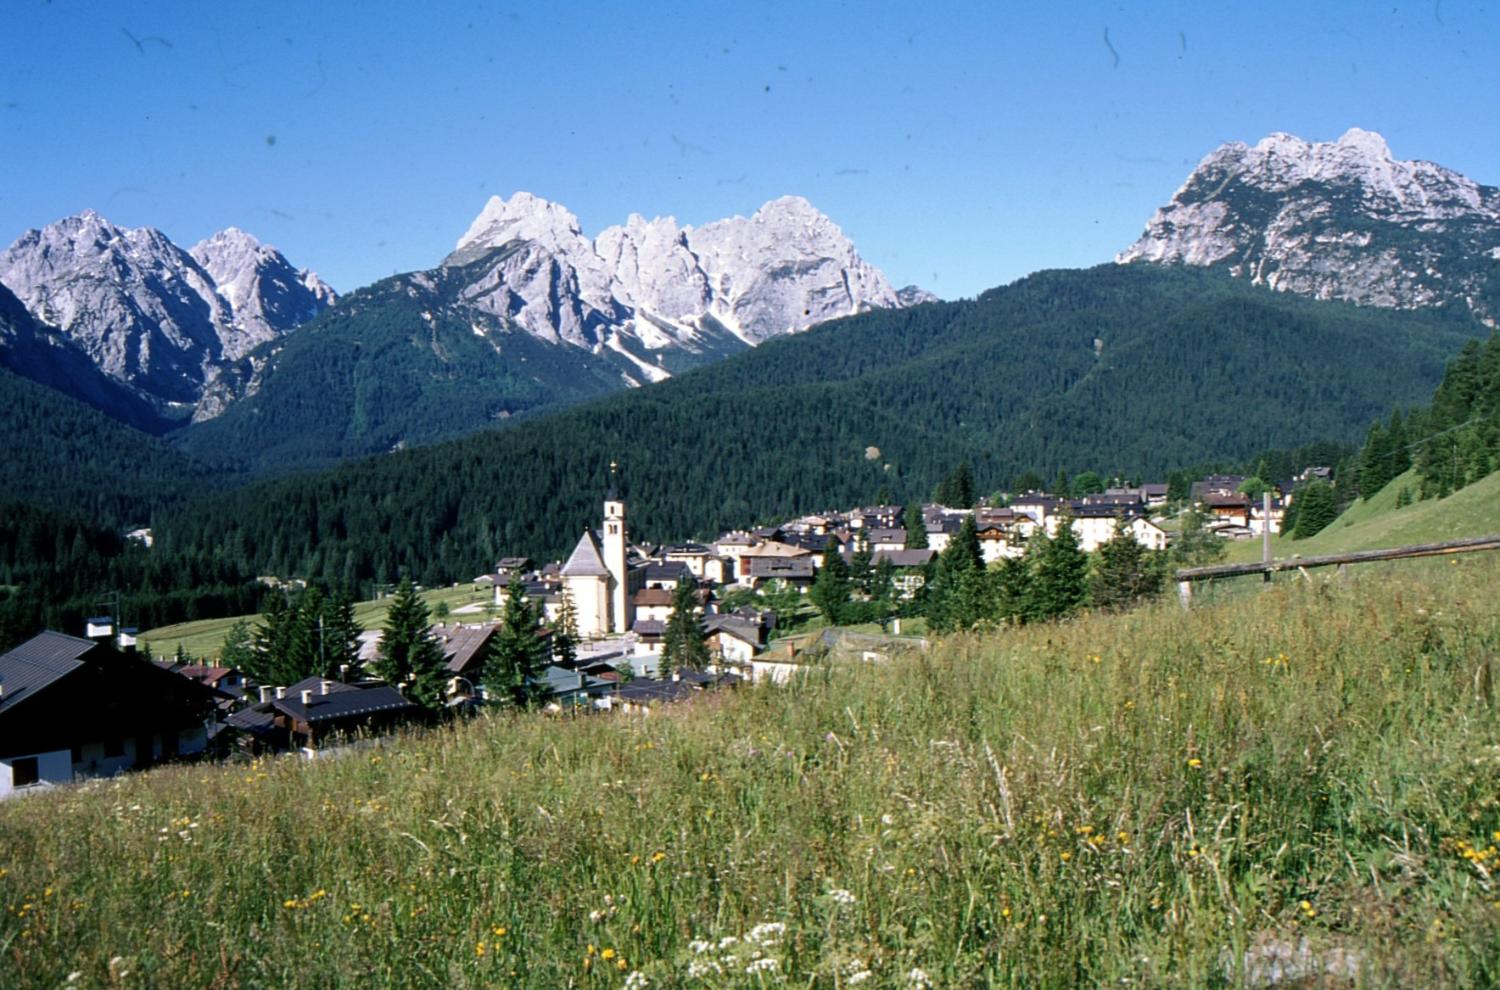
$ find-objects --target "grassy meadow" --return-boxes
[138,583,497,661]
[1222,469,1500,565]
[5,556,1500,987]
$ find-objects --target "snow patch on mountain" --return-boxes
[441,191,903,358]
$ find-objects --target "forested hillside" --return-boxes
[154,265,1484,589]
[0,366,217,528]
[172,259,745,474]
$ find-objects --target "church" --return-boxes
[559,488,639,639]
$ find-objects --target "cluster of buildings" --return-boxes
[0,469,1328,799]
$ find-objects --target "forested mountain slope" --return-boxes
[154,265,1485,588]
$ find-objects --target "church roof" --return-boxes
[561,531,612,578]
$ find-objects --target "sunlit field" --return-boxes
[4,558,1499,987]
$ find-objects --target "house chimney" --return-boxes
[259,686,271,703]
[300,689,313,706]
[339,663,350,681]
[275,686,286,699]
[320,680,332,695]
[672,671,681,682]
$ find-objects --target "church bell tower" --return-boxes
[602,462,629,633]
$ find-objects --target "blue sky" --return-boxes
[3,1,1496,299]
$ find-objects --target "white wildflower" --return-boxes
[589,909,606,923]
[689,939,712,955]
[745,921,785,946]
[848,969,872,985]
[624,971,649,990]
[907,967,932,987]
[687,959,721,978]
[828,888,856,906]
[718,935,740,950]
[745,957,779,974]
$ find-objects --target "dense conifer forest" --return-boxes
[153,266,1482,590]
[1,265,1490,650]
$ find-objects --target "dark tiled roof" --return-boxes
[273,685,419,724]
[633,619,667,636]
[0,632,97,714]
[642,562,693,584]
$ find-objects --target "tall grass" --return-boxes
[4,558,1500,987]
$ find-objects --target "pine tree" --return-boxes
[810,540,852,625]
[1024,517,1088,622]
[323,589,364,680]
[903,503,928,549]
[286,586,326,682]
[993,554,1032,623]
[661,579,709,677]
[485,579,547,707]
[219,618,255,673]
[1090,517,1163,611]
[926,516,989,632]
[375,578,448,710]
[1291,480,1338,539]
[248,591,294,686]
[848,538,874,596]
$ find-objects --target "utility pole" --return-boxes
[1262,490,1272,582]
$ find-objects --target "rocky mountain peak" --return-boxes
[452,191,591,259]
[0,211,334,421]
[1117,129,1500,322]
[440,191,903,356]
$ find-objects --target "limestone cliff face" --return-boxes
[0,211,334,421]
[442,191,905,385]
[1118,128,1500,324]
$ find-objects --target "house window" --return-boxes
[12,756,39,787]
[103,736,125,758]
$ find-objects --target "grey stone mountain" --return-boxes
[0,211,335,422]
[443,192,904,384]
[0,280,170,432]
[1117,128,1500,324]
[171,193,912,473]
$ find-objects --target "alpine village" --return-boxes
[6,33,1500,984]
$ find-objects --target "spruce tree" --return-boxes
[1291,480,1338,539]
[219,618,255,674]
[1024,517,1088,622]
[323,589,364,679]
[376,578,448,710]
[810,540,852,625]
[926,516,988,632]
[848,538,874,596]
[904,503,928,549]
[1090,517,1163,611]
[661,579,709,677]
[485,579,547,707]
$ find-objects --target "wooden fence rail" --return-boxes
[1173,533,1500,606]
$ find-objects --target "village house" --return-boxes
[0,630,225,797]
[870,548,936,599]
[226,677,424,755]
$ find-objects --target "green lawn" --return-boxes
[139,583,497,661]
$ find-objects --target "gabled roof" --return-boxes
[634,588,675,607]
[0,632,97,714]
[561,530,612,578]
